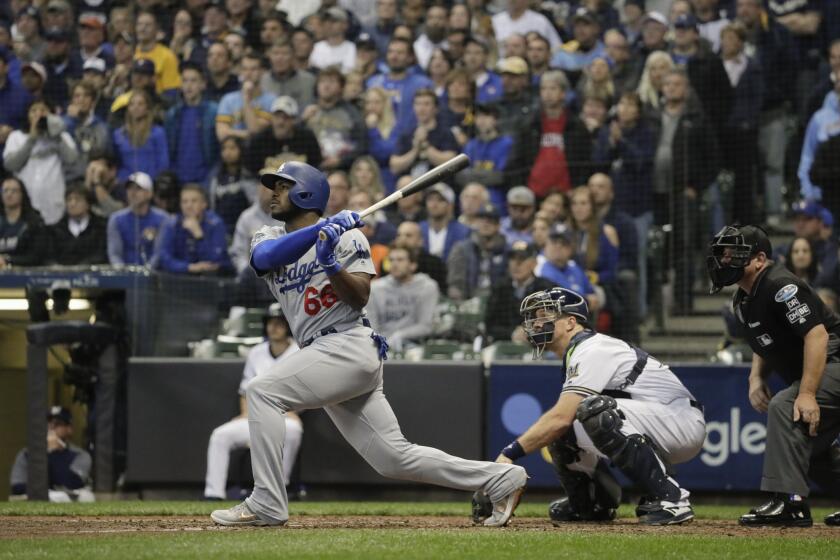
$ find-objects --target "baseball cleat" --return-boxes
[483,466,528,528]
[825,511,840,526]
[548,496,616,525]
[738,495,812,528]
[638,501,695,526]
[210,501,283,527]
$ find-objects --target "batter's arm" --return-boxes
[496,392,583,463]
[328,271,372,311]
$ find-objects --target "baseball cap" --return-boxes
[476,202,500,221]
[507,186,536,207]
[47,405,72,425]
[83,57,107,74]
[356,32,377,50]
[132,58,156,76]
[44,27,72,42]
[820,207,835,228]
[322,6,348,22]
[509,240,538,260]
[496,56,529,75]
[548,223,574,243]
[22,61,48,82]
[47,0,71,12]
[427,183,455,205]
[572,7,598,25]
[475,102,500,117]
[270,95,299,117]
[674,13,699,30]
[791,200,823,220]
[126,172,153,192]
[643,11,668,27]
[79,13,106,29]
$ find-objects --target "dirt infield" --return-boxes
[2,516,839,539]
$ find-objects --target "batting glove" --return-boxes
[325,210,364,231]
[316,223,343,275]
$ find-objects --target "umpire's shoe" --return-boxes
[483,466,528,527]
[211,501,285,527]
[738,494,813,527]
[826,511,840,526]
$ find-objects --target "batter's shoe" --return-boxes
[548,496,617,525]
[738,494,813,527]
[483,466,528,528]
[210,501,283,527]
[824,511,840,526]
[638,500,695,526]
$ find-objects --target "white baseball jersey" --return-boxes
[238,340,300,395]
[250,223,376,345]
[562,332,696,405]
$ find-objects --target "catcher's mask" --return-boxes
[520,287,589,358]
[706,225,772,294]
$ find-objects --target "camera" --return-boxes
[37,116,48,133]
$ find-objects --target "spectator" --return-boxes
[169,8,198,63]
[492,0,562,56]
[42,0,74,33]
[568,185,619,286]
[539,191,569,223]
[531,213,552,262]
[503,33,527,60]
[604,29,641,94]
[243,95,322,175]
[364,86,400,193]
[84,152,126,218]
[107,171,168,267]
[42,28,81,110]
[49,185,108,265]
[365,0,399,55]
[368,245,440,350]
[810,129,840,218]
[386,177,425,225]
[0,176,47,268]
[13,6,45,64]
[509,70,591,197]
[259,13,289,51]
[325,170,352,218]
[785,236,820,286]
[484,241,556,344]
[348,188,396,247]
[0,46,33,159]
[291,27,316,71]
[344,70,367,110]
[579,94,611,146]
[229,184,275,275]
[414,4,448,70]
[64,81,112,181]
[428,48,454,98]
[390,88,458,178]
[798,77,840,208]
[216,52,275,142]
[206,135,257,237]
[309,7,356,74]
[302,66,367,172]
[495,56,538,137]
[654,69,719,314]
[80,59,111,121]
[20,62,47,103]
[104,32,137,107]
[778,201,838,280]
[77,13,113,67]
[458,103,513,208]
[391,220,447,292]
[622,0,646,45]
[447,202,508,301]
[636,50,674,117]
[526,33,551,87]
[438,69,476,147]
[694,0,731,52]
[10,406,93,503]
[350,155,386,200]
[112,89,169,182]
[157,184,233,275]
[535,223,599,311]
[720,21,764,226]
[3,99,78,225]
[261,41,316,108]
[463,37,503,104]
[576,57,616,108]
[366,37,433,136]
[767,0,823,115]
[501,186,536,246]
[551,8,606,73]
[458,182,491,230]
[637,11,670,58]
[204,42,240,103]
[419,182,471,261]
[203,306,302,500]
[165,62,219,186]
[133,10,181,100]
[108,59,158,123]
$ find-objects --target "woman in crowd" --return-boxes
[568,185,619,286]
[577,56,616,108]
[207,136,258,238]
[539,192,569,223]
[113,90,169,182]
[785,237,820,285]
[364,87,399,194]
[0,177,47,268]
[636,50,674,118]
[350,156,386,200]
[439,68,476,147]
[428,48,454,99]
[169,9,197,62]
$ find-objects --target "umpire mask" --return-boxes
[520,288,589,358]
[706,225,771,294]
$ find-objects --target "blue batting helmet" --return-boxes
[260,161,330,215]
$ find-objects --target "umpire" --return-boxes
[707,225,840,527]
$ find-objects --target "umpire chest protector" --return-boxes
[733,262,840,385]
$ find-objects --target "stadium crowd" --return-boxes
[0,0,840,348]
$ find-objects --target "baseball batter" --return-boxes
[203,304,302,500]
[211,161,527,527]
[475,287,705,525]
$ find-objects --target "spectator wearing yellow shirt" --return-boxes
[134,10,181,102]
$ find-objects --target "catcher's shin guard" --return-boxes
[576,395,681,503]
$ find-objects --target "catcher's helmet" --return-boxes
[706,224,772,294]
[260,161,330,215]
[519,287,590,357]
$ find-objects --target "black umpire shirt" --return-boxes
[734,261,840,385]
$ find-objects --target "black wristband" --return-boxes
[500,440,526,461]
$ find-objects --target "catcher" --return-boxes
[473,287,705,525]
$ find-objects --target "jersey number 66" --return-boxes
[304,285,339,315]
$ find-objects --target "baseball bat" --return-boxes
[318,153,470,240]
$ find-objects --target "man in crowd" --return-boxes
[261,41,316,108]
[460,103,512,207]
[49,185,108,265]
[458,182,491,230]
[447,203,508,301]
[216,52,275,142]
[309,7,356,74]
[134,10,181,101]
[394,220,447,292]
[413,4,448,70]
[501,186,536,246]
[230,183,275,275]
[536,223,599,312]
[205,42,240,103]
[419,183,471,262]
[390,89,458,178]
[64,82,112,181]
[243,96,322,175]
[107,172,168,267]
[495,56,537,137]
[551,8,606,73]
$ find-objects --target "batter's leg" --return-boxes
[204,417,250,499]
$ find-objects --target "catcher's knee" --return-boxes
[576,395,625,457]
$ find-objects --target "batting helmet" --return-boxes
[260,161,330,215]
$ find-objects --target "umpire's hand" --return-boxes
[793,393,820,437]
[748,378,772,413]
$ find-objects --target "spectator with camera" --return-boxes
[49,184,108,266]
[0,176,48,268]
[3,99,78,225]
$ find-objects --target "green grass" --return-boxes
[0,502,837,560]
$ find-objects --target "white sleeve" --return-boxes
[562,343,614,397]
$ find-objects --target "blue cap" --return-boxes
[791,200,823,220]
[45,27,73,42]
[820,207,834,228]
[476,203,500,221]
[548,223,574,242]
[674,13,698,30]
[47,405,72,425]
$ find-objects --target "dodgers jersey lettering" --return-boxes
[562,333,695,404]
[250,223,376,345]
